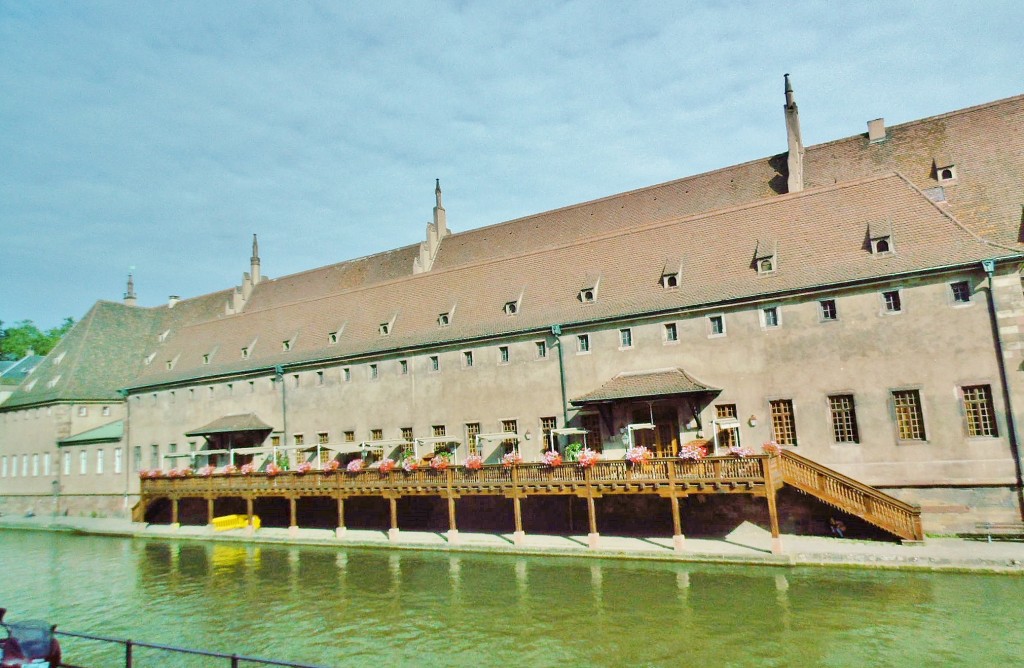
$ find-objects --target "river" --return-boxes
[0,530,1021,667]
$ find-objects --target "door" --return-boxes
[631,407,679,458]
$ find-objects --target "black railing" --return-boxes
[56,629,328,668]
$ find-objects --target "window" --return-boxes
[579,288,596,303]
[882,290,902,313]
[892,390,926,441]
[581,414,603,452]
[828,395,860,443]
[282,340,292,352]
[501,419,518,449]
[716,404,737,420]
[114,448,123,474]
[619,328,633,348]
[463,351,474,367]
[871,237,892,254]
[78,406,88,417]
[399,360,409,375]
[576,334,590,353]
[438,313,450,327]
[540,417,557,450]
[241,347,250,359]
[150,444,159,469]
[249,381,255,393]
[293,434,305,446]
[43,453,51,476]
[535,341,547,359]
[165,360,174,370]
[708,315,725,336]
[963,385,997,437]
[32,453,39,477]
[344,431,355,443]
[370,364,379,379]
[343,367,351,382]
[370,429,383,441]
[132,446,141,473]
[96,449,104,475]
[499,346,510,364]
[662,273,679,289]
[466,423,481,455]
[169,443,178,455]
[1,457,6,477]
[328,332,338,345]
[315,371,324,385]
[401,427,414,442]
[80,450,88,475]
[292,374,300,388]
[770,399,797,446]
[318,432,329,445]
[430,356,440,372]
[761,307,780,328]
[64,451,73,475]
[664,323,678,342]
[433,425,447,437]
[504,301,519,315]
[202,354,210,365]
[757,257,775,274]
[936,165,957,182]
[951,281,971,304]
[271,435,281,447]
[819,299,837,321]
[379,323,391,336]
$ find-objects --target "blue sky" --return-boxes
[1,1,1021,330]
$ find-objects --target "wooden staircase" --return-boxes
[778,450,923,541]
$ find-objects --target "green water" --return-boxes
[0,530,1021,667]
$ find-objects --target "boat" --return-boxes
[0,608,61,668]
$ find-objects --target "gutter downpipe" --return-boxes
[275,365,287,465]
[118,388,130,518]
[552,325,569,425]
[982,259,1024,519]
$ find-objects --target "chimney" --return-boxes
[413,179,450,274]
[867,118,887,143]
[783,73,804,193]
[123,273,137,307]
[168,295,180,308]
[250,233,261,285]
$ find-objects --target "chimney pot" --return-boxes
[867,118,886,143]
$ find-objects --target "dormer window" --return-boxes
[578,288,596,303]
[241,347,250,359]
[504,301,519,316]
[165,360,174,370]
[753,240,777,275]
[46,375,61,388]
[202,354,210,365]
[282,340,292,352]
[757,257,775,274]
[158,329,170,343]
[53,351,66,366]
[145,352,156,365]
[379,323,391,336]
[933,156,957,183]
[328,332,338,345]
[438,313,450,327]
[868,221,894,256]
[871,236,892,255]
[578,274,600,303]
[662,273,679,289]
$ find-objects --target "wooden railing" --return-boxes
[778,450,923,541]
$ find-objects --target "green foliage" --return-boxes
[0,318,75,360]
[564,442,584,462]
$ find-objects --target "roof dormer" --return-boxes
[753,240,778,275]
[577,274,600,304]
[661,257,682,289]
[868,220,894,255]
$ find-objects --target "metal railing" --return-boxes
[56,629,327,668]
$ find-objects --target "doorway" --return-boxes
[631,406,679,458]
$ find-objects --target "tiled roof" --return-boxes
[58,420,124,445]
[184,413,273,436]
[571,368,718,405]
[129,174,1017,389]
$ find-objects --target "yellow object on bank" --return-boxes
[211,514,260,531]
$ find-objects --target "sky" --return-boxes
[1,1,1021,330]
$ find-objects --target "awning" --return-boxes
[571,368,718,406]
[58,420,124,446]
[476,432,521,442]
[185,413,274,437]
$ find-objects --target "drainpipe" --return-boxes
[982,259,1024,519]
[118,388,130,518]
[552,325,568,425]
[275,365,288,462]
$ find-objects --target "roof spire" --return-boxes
[435,178,443,208]
[783,73,804,193]
[124,272,137,306]
[250,233,261,285]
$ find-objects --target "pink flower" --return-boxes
[430,455,449,471]
[729,445,755,458]
[678,443,707,461]
[266,463,282,476]
[542,450,563,467]
[576,448,600,468]
[464,454,484,470]
[402,457,418,472]
[346,458,364,473]
[197,465,216,477]
[762,441,783,456]
[378,458,396,473]
[325,460,341,472]
[238,463,255,475]
[296,461,313,474]
[625,446,652,465]
[501,452,523,468]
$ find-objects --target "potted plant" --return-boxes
[624,445,652,466]
[430,455,449,471]
[295,461,313,475]
[564,442,584,462]
[762,440,783,457]
[402,456,418,472]
[729,444,755,458]
[577,448,600,468]
[378,458,396,474]
[238,463,255,475]
[464,454,484,470]
[266,463,282,476]
[501,451,523,468]
[197,465,216,477]
[541,450,563,467]
[346,458,364,473]
[323,459,341,473]
[677,443,707,461]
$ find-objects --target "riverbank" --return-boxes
[2,514,1022,574]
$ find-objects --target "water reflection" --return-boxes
[3,530,1024,667]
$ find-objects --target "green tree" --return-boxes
[0,318,75,360]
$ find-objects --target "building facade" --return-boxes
[3,79,1024,535]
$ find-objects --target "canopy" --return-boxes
[184,413,273,437]
[571,368,718,405]
[58,420,124,446]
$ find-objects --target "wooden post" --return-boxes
[668,458,684,550]
[388,496,400,541]
[763,457,783,554]
[446,495,460,544]
[335,496,346,538]
[584,465,599,549]
[170,497,179,527]
[245,497,254,532]
[206,497,214,526]
[288,496,298,535]
[511,463,525,545]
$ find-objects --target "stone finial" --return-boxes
[250,233,261,285]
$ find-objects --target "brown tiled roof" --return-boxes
[571,368,718,405]
[129,174,1018,389]
[184,413,273,436]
